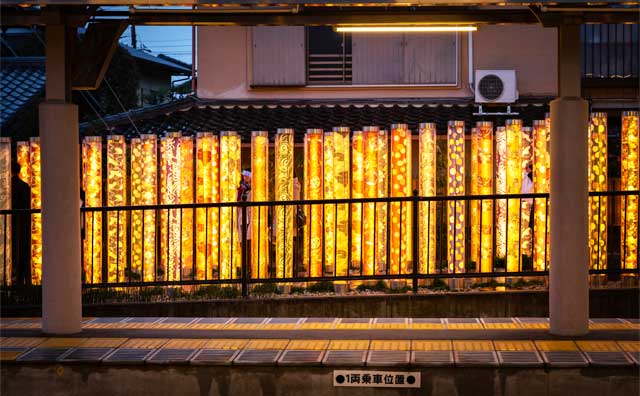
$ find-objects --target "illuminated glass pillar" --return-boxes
[220,131,241,280]
[160,132,181,281]
[16,142,31,282]
[82,136,103,283]
[375,129,388,273]
[520,126,533,258]
[390,124,412,274]
[496,127,507,259]
[419,123,436,274]
[180,136,194,279]
[275,128,294,279]
[447,121,465,273]
[325,127,350,276]
[362,127,379,275]
[533,120,550,271]
[106,135,127,282]
[0,137,10,285]
[477,121,494,272]
[252,131,270,279]
[505,120,522,272]
[470,127,479,268]
[131,134,157,282]
[304,129,323,277]
[351,130,364,271]
[195,132,218,279]
[588,113,608,270]
[621,111,639,270]
[29,137,42,284]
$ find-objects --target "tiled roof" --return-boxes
[122,45,192,74]
[0,57,45,127]
[80,96,550,140]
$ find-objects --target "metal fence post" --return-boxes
[412,189,419,293]
[241,203,248,297]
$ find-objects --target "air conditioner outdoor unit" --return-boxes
[475,70,518,104]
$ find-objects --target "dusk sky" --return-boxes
[119,25,194,66]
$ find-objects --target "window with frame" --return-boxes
[306,27,458,86]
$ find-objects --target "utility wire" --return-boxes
[103,77,140,135]
[79,91,110,131]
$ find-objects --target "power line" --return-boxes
[79,91,110,130]
[103,77,140,135]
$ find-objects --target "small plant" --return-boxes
[356,280,388,292]
[493,256,506,270]
[290,286,306,294]
[219,286,240,299]
[465,261,477,272]
[307,281,335,293]
[521,255,533,271]
[388,285,411,294]
[511,278,544,289]
[471,279,506,289]
[251,283,281,296]
[426,278,450,291]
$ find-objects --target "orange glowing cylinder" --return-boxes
[533,120,550,271]
[470,127,479,268]
[131,134,157,282]
[520,126,533,258]
[325,127,350,276]
[588,113,608,270]
[195,132,219,280]
[180,136,194,278]
[351,131,364,271]
[106,135,127,282]
[275,128,294,279]
[418,123,436,274]
[362,127,379,275]
[29,137,42,284]
[447,121,465,273]
[160,132,182,281]
[16,142,33,281]
[505,120,522,272]
[476,121,494,272]
[0,137,10,285]
[251,131,270,279]
[220,131,241,280]
[496,127,507,259]
[304,129,323,277]
[390,124,412,274]
[375,129,388,273]
[621,111,639,270]
[82,136,103,284]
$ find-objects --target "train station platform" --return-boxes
[1,317,639,396]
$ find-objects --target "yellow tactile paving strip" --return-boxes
[1,350,25,361]
[328,340,370,350]
[410,322,446,330]
[412,340,452,351]
[298,321,336,330]
[79,338,128,348]
[190,323,229,330]
[245,339,289,350]
[1,337,48,348]
[589,323,633,330]
[372,322,408,330]
[335,321,371,330]
[163,339,207,349]
[535,341,578,351]
[286,340,329,350]
[225,323,265,330]
[447,323,484,330]
[615,341,640,352]
[576,341,621,352]
[40,338,86,348]
[120,338,168,349]
[203,339,248,350]
[370,340,410,351]
[453,341,494,351]
[262,324,299,330]
[483,323,522,330]
[494,340,536,351]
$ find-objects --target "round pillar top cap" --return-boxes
[419,122,436,129]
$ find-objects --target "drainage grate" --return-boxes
[103,348,154,364]
[267,318,301,324]
[322,350,367,366]
[232,318,266,324]
[585,352,633,367]
[278,350,324,366]
[303,318,335,323]
[481,318,515,324]
[412,318,443,324]
[542,351,588,367]
[125,317,161,323]
[147,348,197,364]
[367,350,410,367]
[455,351,499,367]
[59,348,113,363]
[17,348,69,363]
[498,351,544,367]
[340,318,371,324]
[411,351,454,367]
[233,349,281,365]
[374,318,406,324]
[191,349,239,365]
[447,318,480,324]
[159,318,197,324]
[195,318,232,324]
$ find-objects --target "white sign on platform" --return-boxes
[333,370,421,388]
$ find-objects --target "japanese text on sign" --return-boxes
[333,370,420,388]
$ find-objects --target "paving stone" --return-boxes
[59,348,114,363]
[17,348,69,363]
[455,351,499,367]
[191,349,239,365]
[411,351,454,367]
[367,350,410,367]
[322,350,367,366]
[278,350,324,366]
[233,349,282,365]
[103,348,155,364]
[498,351,544,367]
[147,348,197,364]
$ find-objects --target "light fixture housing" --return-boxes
[335,26,477,33]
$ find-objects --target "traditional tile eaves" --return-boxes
[0,57,45,128]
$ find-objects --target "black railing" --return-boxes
[1,191,638,295]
